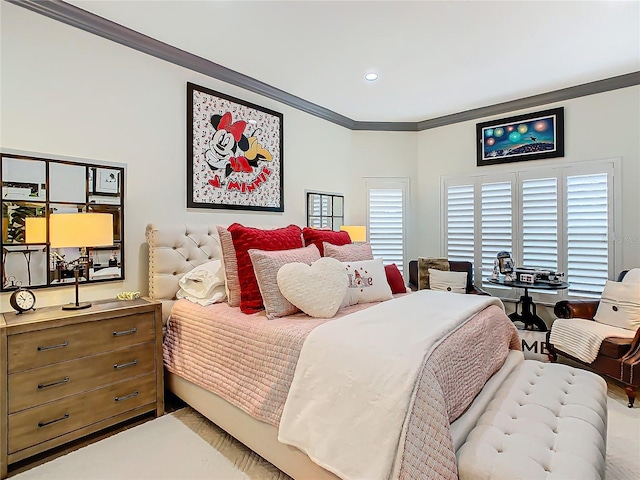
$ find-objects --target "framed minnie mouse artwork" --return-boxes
[187,82,284,212]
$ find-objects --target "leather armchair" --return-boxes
[547,270,640,407]
[407,260,490,295]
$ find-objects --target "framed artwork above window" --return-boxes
[306,192,344,230]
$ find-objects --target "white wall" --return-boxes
[2,3,637,313]
[417,86,640,268]
[0,3,355,310]
[348,131,419,262]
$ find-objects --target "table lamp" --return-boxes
[340,225,367,243]
[49,212,113,310]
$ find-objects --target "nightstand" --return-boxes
[0,298,164,478]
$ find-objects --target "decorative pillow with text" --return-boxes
[342,258,393,306]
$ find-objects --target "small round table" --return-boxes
[488,278,569,331]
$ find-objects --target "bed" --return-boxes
[146,223,522,480]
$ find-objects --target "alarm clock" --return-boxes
[10,287,36,314]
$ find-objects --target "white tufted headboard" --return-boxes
[145,224,222,322]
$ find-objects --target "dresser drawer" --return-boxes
[7,373,156,454]
[7,313,155,373]
[8,342,156,414]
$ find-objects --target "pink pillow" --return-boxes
[385,263,407,294]
[323,242,373,262]
[228,224,304,313]
[216,225,240,307]
[302,227,351,256]
[249,245,321,319]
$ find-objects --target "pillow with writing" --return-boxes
[342,258,393,306]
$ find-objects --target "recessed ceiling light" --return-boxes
[365,72,378,81]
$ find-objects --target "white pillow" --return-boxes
[622,268,640,284]
[594,280,640,331]
[428,268,467,294]
[342,258,393,306]
[277,257,348,318]
[176,260,227,306]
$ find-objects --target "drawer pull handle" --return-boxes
[37,341,69,351]
[114,390,139,402]
[113,359,138,370]
[37,376,70,389]
[38,413,70,428]
[113,327,137,337]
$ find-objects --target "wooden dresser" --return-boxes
[0,298,164,478]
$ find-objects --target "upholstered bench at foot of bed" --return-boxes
[457,360,608,480]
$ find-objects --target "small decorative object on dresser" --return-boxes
[0,297,163,479]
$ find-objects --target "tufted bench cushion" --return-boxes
[457,360,607,480]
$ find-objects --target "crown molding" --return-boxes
[8,1,640,132]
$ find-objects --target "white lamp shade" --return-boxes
[49,213,113,248]
[25,217,47,243]
[340,225,367,243]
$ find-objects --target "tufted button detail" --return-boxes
[612,305,618,312]
[447,287,452,291]
[173,272,177,275]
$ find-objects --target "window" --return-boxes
[442,159,618,299]
[366,178,408,274]
[306,192,344,230]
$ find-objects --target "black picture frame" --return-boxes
[476,107,564,166]
[187,82,284,212]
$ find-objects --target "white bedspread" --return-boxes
[278,290,503,480]
[549,317,635,363]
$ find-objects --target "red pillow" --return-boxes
[302,227,351,256]
[385,263,407,294]
[228,223,303,313]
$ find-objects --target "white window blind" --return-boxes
[522,178,558,272]
[446,184,474,262]
[368,186,405,273]
[481,182,512,284]
[443,159,618,300]
[566,173,609,297]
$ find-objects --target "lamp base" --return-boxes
[61,301,92,310]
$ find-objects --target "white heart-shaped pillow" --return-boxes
[277,257,348,318]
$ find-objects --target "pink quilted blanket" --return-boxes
[163,297,520,479]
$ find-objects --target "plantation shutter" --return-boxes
[566,173,609,297]
[446,184,474,262]
[481,181,512,284]
[368,187,405,273]
[521,177,558,272]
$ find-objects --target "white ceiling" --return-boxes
[69,0,640,123]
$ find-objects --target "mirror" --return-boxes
[306,192,344,231]
[1,153,125,291]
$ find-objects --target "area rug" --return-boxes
[13,381,639,480]
[12,415,251,480]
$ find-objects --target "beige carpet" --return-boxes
[13,381,639,480]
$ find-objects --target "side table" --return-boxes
[488,278,569,331]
